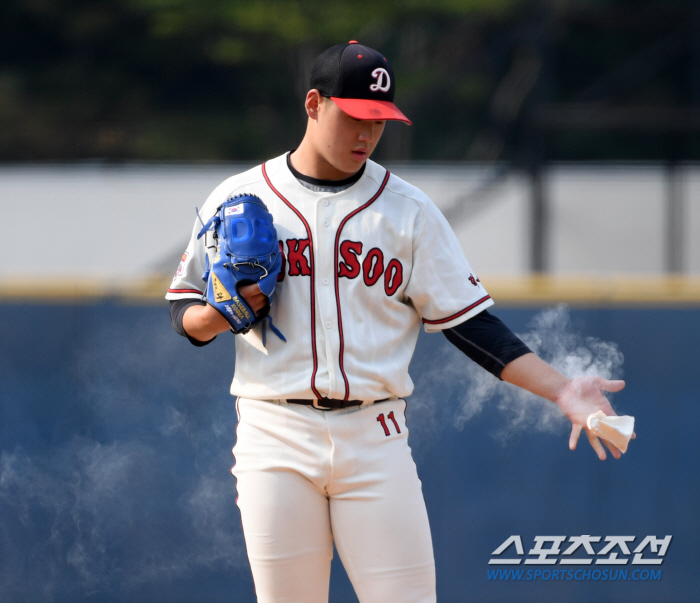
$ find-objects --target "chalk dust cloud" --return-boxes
[408,305,624,444]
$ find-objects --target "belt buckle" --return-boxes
[312,398,334,410]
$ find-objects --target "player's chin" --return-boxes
[332,155,367,176]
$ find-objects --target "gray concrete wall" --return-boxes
[1,162,698,282]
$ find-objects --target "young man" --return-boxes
[167,41,628,603]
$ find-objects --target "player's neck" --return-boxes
[291,140,362,182]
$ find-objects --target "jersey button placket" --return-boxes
[316,197,340,398]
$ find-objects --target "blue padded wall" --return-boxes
[0,303,696,602]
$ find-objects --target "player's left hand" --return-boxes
[555,376,633,460]
[196,193,285,342]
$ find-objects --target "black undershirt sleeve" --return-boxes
[443,310,532,379]
[169,299,217,347]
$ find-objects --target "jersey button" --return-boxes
[323,219,330,227]
[322,277,330,285]
[325,320,332,329]
[323,199,330,207]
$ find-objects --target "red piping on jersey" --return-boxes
[333,169,391,401]
[167,288,203,295]
[262,161,322,399]
[422,295,492,325]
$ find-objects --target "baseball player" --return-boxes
[166,41,629,603]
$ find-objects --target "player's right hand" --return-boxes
[555,376,634,461]
[239,283,267,315]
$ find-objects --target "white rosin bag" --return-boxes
[586,411,635,453]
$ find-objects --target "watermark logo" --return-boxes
[487,535,671,582]
[489,534,671,565]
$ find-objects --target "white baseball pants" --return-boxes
[232,397,436,603]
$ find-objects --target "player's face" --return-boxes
[315,97,386,178]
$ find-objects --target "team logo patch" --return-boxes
[225,205,243,216]
[175,251,189,277]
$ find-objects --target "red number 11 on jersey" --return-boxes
[377,411,401,436]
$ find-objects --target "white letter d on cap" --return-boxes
[370,68,390,92]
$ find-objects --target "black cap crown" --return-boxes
[311,42,395,102]
[308,41,411,124]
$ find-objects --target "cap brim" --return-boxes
[331,97,412,125]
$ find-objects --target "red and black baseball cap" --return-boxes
[310,41,412,125]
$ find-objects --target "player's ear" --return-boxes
[305,89,323,121]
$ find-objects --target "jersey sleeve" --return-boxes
[165,214,210,301]
[404,196,493,332]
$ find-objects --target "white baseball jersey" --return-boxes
[166,152,493,401]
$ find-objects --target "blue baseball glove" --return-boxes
[197,194,285,343]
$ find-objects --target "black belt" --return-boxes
[286,397,389,410]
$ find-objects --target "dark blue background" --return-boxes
[0,303,697,602]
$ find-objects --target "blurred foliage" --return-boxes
[1,0,699,162]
